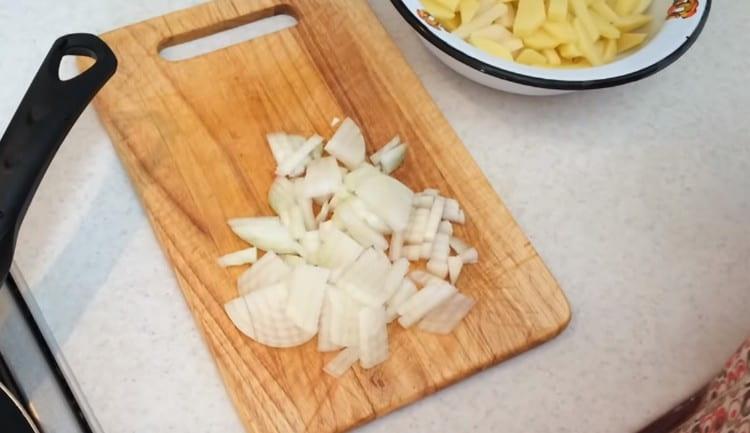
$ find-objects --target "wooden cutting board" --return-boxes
[89,1,571,432]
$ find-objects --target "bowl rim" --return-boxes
[390,0,712,91]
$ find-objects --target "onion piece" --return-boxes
[330,117,341,127]
[383,258,410,301]
[430,222,451,263]
[449,236,471,254]
[315,199,332,226]
[413,193,435,208]
[236,282,315,348]
[418,293,475,335]
[354,174,414,233]
[405,207,429,244]
[386,278,417,322]
[333,200,388,250]
[224,297,255,337]
[442,198,464,223]
[303,156,343,198]
[401,245,421,261]
[344,163,380,192]
[238,251,291,294]
[422,188,439,196]
[281,255,306,267]
[348,196,391,235]
[378,143,407,175]
[229,217,303,255]
[337,248,392,306]
[447,256,464,285]
[293,179,316,231]
[459,247,479,264]
[324,117,366,170]
[217,247,257,267]
[370,136,400,165]
[316,227,364,282]
[424,197,446,241]
[388,231,404,262]
[266,133,293,166]
[286,135,312,177]
[276,134,323,177]
[426,259,448,279]
[397,282,457,328]
[359,307,389,369]
[268,177,296,216]
[408,270,445,287]
[324,346,359,377]
[317,289,341,352]
[285,265,330,333]
[285,205,306,240]
[420,241,433,259]
[328,287,364,347]
[300,231,321,263]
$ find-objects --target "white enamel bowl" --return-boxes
[392,0,711,95]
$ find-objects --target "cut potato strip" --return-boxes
[398,283,457,328]
[418,293,476,334]
[324,346,360,378]
[454,3,509,39]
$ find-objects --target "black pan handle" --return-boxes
[0,33,117,283]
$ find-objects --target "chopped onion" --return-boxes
[229,217,303,255]
[418,293,475,335]
[238,251,290,294]
[233,282,315,348]
[383,258,410,301]
[386,278,417,322]
[224,297,255,338]
[316,227,363,281]
[285,205,306,240]
[370,136,400,165]
[317,289,340,352]
[324,118,365,169]
[300,231,321,263]
[424,196,446,241]
[276,134,323,177]
[330,117,341,127]
[281,254,306,267]
[344,163,381,192]
[313,193,332,206]
[426,259,448,279]
[408,270,445,287]
[328,287,363,347]
[429,222,451,263]
[348,196,391,235]
[337,248,392,306]
[422,188,439,196]
[285,265,330,333]
[378,143,407,175]
[459,247,479,264]
[315,199,332,226]
[447,256,464,285]
[303,156,343,198]
[217,247,257,267]
[405,207,429,244]
[397,282,456,328]
[324,346,359,377]
[442,198,463,223]
[268,177,296,216]
[420,241,433,259]
[449,236,471,254]
[413,193,435,208]
[293,179,316,231]
[354,174,414,232]
[359,306,389,369]
[388,231,404,262]
[333,200,388,250]
[401,245,421,261]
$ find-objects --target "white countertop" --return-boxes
[2,1,749,432]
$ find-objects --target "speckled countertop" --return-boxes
[1,1,749,432]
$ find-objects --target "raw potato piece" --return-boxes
[591,12,621,39]
[548,0,569,22]
[614,14,652,32]
[359,307,389,369]
[542,21,576,44]
[516,48,548,66]
[324,347,360,377]
[422,0,456,19]
[460,0,481,23]
[514,0,546,38]
[615,0,637,15]
[435,0,461,10]
[542,48,562,65]
[570,0,600,41]
[617,32,647,52]
[523,30,560,50]
[453,3,509,39]
[573,17,603,65]
[471,25,513,42]
[469,35,514,60]
[418,293,476,334]
[603,37,618,62]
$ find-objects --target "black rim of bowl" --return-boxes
[390,0,711,91]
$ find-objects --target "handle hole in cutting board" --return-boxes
[159,9,298,62]
[59,55,94,81]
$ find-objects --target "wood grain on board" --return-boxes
[87,0,571,432]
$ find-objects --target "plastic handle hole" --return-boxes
[58,55,95,81]
[159,8,298,62]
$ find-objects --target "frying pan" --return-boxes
[0,33,117,433]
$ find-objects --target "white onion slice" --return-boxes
[317,289,340,352]
[285,265,330,333]
[429,222,451,263]
[354,174,414,233]
[447,256,464,285]
[424,196,446,241]
[386,278,417,322]
[383,258,410,301]
[324,346,359,377]
[378,143,407,175]
[293,179,316,231]
[328,287,364,347]
[388,231,404,262]
[276,134,323,176]
[224,297,255,337]
[281,255,306,267]
[348,196,391,235]
[343,163,380,192]
[300,230,321,263]
[449,236,471,254]
[217,247,257,267]
[268,176,296,216]
[315,199,332,226]
[236,282,315,348]
[422,188,439,196]
[333,200,388,250]
[418,293,475,334]
[316,227,364,282]
[401,245,421,261]
[266,133,293,166]
[442,198,464,223]
[370,136,400,165]
[303,156,343,198]
[397,282,457,328]
[359,307,389,369]
[337,248,392,306]
[420,241,433,259]
[413,193,435,208]
[238,251,291,294]
[313,193,332,206]
[405,207,429,244]
[229,217,303,255]
[426,259,448,279]
[460,247,479,264]
[408,270,446,287]
[324,118,366,170]
[285,205,306,240]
